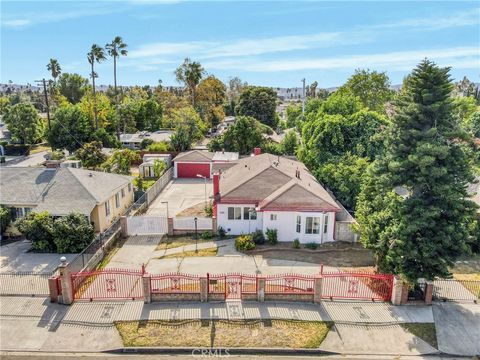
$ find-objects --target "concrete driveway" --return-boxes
[147,178,213,217]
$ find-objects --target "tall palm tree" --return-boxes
[87,44,106,130]
[46,58,61,81]
[105,36,128,136]
[175,58,205,107]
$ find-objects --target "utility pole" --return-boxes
[301,78,306,115]
[35,79,51,130]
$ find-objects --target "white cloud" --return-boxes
[2,19,31,27]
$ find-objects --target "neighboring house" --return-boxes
[173,150,240,179]
[120,130,174,150]
[469,177,480,213]
[0,167,134,232]
[139,154,172,179]
[213,152,345,244]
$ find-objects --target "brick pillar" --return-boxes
[314,276,323,303]
[120,216,128,238]
[424,281,434,305]
[167,217,174,236]
[212,217,217,236]
[400,283,410,305]
[257,277,265,302]
[48,276,59,303]
[58,258,73,305]
[391,276,404,305]
[143,274,151,304]
[200,277,208,302]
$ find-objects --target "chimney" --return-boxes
[254,147,261,156]
[213,173,220,197]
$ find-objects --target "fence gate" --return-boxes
[321,273,393,301]
[71,268,144,301]
[127,215,168,235]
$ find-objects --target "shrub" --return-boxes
[140,138,154,150]
[204,202,213,217]
[217,226,226,238]
[305,242,319,250]
[201,231,212,240]
[0,206,11,234]
[53,212,95,253]
[292,238,301,249]
[251,229,265,245]
[50,150,65,160]
[235,235,255,251]
[15,211,55,252]
[146,141,171,152]
[265,228,278,245]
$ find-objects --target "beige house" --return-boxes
[0,167,134,232]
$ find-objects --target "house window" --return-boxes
[324,215,329,234]
[121,189,125,198]
[227,207,242,220]
[24,207,33,216]
[115,193,120,208]
[128,183,132,192]
[243,207,257,220]
[305,217,320,234]
[296,215,301,233]
[270,214,277,221]
[105,200,111,217]
[14,207,24,219]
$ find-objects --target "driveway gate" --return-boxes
[321,272,393,301]
[126,216,168,235]
[71,268,144,301]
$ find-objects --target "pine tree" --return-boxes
[356,60,478,282]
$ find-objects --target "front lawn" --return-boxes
[156,236,212,250]
[400,323,438,349]
[115,319,332,348]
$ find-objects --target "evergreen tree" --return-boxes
[356,60,478,282]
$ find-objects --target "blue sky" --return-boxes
[1,1,479,87]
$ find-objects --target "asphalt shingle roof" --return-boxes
[173,150,214,163]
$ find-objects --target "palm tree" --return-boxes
[175,58,205,107]
[87,44,106,130]
[105,36,128,136]
[46,58,61,81]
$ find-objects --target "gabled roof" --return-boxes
[0,167,132,216]
[218,153,340,212]
[212,151,239,162]
[173,150,214,163]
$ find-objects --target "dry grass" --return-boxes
[115,319,332,348]
[156,236,210,250]
[450,255,480,274]
[401,323,438,349]
[176,202,209,217]
[156,247,217,259]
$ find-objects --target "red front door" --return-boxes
[177,162,211,178]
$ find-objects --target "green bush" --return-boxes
[305,242,319,250]
[265,228,278,245]
[15,211,55,252]
[0,206,11,234]
[251,229,265,245]
[235,235,255,251]
[292,238,301,249]
[217,226,226,238]
[50,150,65,160]
[201,231,212,240]
[140,138,155,150]
[146,141,171,152]
[53,212,95,253]
[204,202,213,217]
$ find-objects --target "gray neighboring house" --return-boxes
[120,130,174,149]
[0,167,134,232]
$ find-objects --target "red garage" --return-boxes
[173,150,214,179]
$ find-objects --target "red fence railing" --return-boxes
[321,272,393,301]
[151,273,200,294]
[264,274,315,294]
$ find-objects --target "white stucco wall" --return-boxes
[217,203,335,243]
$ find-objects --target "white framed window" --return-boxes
[270,214,277,221]
[323,215,329,234]
[228,207,242,220]
[243,207,257,220]
[305,217,320,234]
[296,215,301,233]
[121,189,125,198]
[115,193,120,208]
[105,200,111,217]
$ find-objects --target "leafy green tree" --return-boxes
[0,96,10,115]
[356,60,478,282]
[321,89,363,116]
[92,128,121,148]
[285,104,302,128]
[214,116,264,155]
[170,126,192,152]
[452,96,478,124]
[0,206,11,234]
[57,73,88,104]
[196,75,227,129]
[464,111,480,138]
[340,69,394,112]
[235,86,278,127]
[3,102,43,144]
[175,58,205,106]
[75,141,107,168]
[171,106,206,141]
[280,130,299,155]
[146,141,170,152]
[135,99,163,131]
[102,148,140,175]
[16,211,55,252]
[78,89,114,130]
[153,158,166,178]
[87,44,107,130]
[53,213,95,253]
[48,104,93,152]
[46,58,61,81]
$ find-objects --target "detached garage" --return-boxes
[173,150,214,179]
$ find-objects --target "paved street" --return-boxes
[1,151,48,168]
[147,178,213,217]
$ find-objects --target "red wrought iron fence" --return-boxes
[71,268,144,301]
[151,273,200,294]
[321,272,393,301]
[264,274,315,294]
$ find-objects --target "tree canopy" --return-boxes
[3,102,43,145]
[235,86,277,127]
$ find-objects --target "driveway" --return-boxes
[147,178,213,217]
[3,150,48,167]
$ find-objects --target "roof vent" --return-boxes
[89,173,93,177]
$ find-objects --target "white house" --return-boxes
[213,152,342,243]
